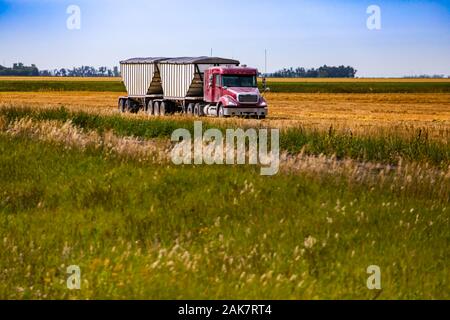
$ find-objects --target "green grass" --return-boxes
[0,80,126,92]
[0,135,448,299]
[263,81,450,93]
[0,79,449,93]
[1,106,449,167]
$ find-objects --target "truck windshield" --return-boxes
[222,75,257,88]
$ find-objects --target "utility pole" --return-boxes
[264,49,267,76]
[210,48,213,57]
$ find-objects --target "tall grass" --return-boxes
[1,79,448,300]
[0,135,448,299]
[1,106,448,167]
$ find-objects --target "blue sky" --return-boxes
[0,0,449,77]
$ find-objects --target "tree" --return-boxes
[268,65,357,78]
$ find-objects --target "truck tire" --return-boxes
[194,104,200,117]
[153,101,160,116]
[218,105,225,118]
[147,100,154,116]
[160,102,167,116]
[187,103,194,116]
[118,98,126,113]
[195,103,204,117]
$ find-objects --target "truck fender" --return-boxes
[219,95,237,107]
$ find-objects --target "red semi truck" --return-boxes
[118,57,268,118]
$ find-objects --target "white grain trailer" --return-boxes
[119,56,239,115]
[118,57,167,113]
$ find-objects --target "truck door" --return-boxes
[214,74,221,102]
[204,71,214,103]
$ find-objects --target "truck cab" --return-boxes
[203,66,267,118]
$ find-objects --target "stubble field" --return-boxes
[0,77,448,299]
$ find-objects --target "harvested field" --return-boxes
[1,91,449,140]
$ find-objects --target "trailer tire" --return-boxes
[187,103,194,116]
[147,100,154,116]
[125,99,132,113]
[118,98,126,113]
[153,101,160,116]
[160,102,167,116]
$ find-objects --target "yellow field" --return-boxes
[1,91,449,142]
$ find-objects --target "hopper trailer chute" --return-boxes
[118,57,268,118]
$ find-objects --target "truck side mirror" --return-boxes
[262,87,270,97]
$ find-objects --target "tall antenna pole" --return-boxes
[210,48,213,57]
[264,49,267,75]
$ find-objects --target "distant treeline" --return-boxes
[0,63,39,76]
[403,74,449,79]
[40,66,120,77]
[0,63,120,77]
[265,65,357,78]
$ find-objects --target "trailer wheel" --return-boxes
[118,98,126,113]
[125,99,132,113]
[160,102,167,116]
[154,101,160,116]
[153,101,161,116]
[147,100,154,116]
[187,103,194,116]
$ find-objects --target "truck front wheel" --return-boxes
[218,105,225,118]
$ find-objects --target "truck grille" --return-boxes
[238,94,259,104]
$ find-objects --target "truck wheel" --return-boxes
[147,100,154,116]
[187,103,194,115]
[160,102,167,116]
[154,101,160,116]
[195,103,204,117]
[218,105,225,118]
[194,104,199,117]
